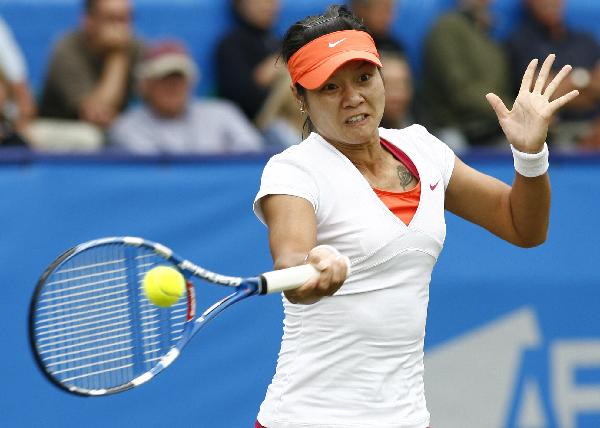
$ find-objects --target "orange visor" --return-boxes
[288,30,382,90]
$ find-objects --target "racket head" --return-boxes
[29,237,195,396]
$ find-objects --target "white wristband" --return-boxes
[510,143,549,178]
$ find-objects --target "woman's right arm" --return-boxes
[260,194,349,304]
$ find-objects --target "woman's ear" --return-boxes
[290,83,301,102]
[290,84,307,113]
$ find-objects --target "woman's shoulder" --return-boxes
[263,133,337,173]
[269,133,323,157]
[380,124,436,144]
[380,125,454,160]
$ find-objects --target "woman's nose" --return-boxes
[342,85,364,108]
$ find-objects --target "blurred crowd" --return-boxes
[1,0,599,155]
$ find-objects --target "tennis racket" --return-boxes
[29,236,318,397]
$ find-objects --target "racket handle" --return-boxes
[260,264,320,294]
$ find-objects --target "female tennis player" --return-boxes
[253,5,578,428]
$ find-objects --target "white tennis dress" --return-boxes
[253,125,455,428]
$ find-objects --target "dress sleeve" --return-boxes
[253,153,319,224]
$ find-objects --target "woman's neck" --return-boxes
[327,135,388,174]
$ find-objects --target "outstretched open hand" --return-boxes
[486,54,579,153]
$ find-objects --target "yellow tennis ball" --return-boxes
[143,266,185,307]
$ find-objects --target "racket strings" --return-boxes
[134,253,188,364]
[32,244,189,392]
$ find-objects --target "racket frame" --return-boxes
[29,237,272,396]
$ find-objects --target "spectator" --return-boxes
[506,0,600,150]
[215,0,283,121]
[33,0,144,151]
[419,0,513,150]
[380,51,414,129]
[0,16,36,146]
[109,41,264,155]
[349,0,405,54]
[254,73,304,148]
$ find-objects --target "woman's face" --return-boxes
[302,60,385,147]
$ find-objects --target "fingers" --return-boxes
[309,250,348,296]
[549,89,580,112]
[543,64,572,99]
[533,54,556,94]
[287,246,349,303]
[519,58,539,94]
[328,255,349,288]
[486,93,509,119]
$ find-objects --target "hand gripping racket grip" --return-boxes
[260,264,320,294]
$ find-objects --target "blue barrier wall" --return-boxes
[1,153,599,427]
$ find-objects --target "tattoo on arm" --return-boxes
[397,165,415,190]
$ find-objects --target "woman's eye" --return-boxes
[322,83,337,91]
[359,74,371,82]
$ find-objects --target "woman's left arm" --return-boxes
[445,54,579,247]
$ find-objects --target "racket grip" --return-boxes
[260,264,320,294]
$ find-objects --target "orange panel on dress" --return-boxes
[373,182,421,226]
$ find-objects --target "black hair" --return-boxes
[281,5,370,135]
[281,5,368,64]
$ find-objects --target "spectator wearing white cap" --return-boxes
[109,40,264,154]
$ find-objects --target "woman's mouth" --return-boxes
[345,113,368,125]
